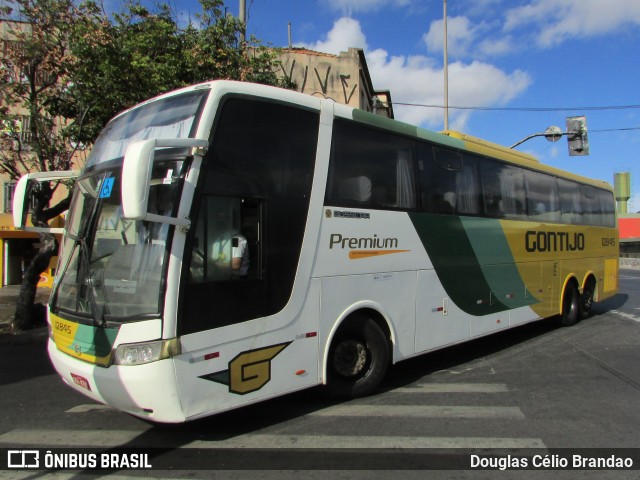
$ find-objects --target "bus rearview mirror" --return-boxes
[121,138,208,221]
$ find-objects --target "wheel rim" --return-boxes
[332,340,369,378]
[564,286,578,322]
[583,284,594,310]
[583,292,593,310]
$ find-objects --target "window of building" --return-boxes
[3,182,16,213]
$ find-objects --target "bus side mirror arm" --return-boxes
[12,170,80,233]
[121,138,208,228]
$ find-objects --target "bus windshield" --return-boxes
[53,159,184,322]
[52,87,210,323]
[85,88,209,169]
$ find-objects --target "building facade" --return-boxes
[1,19,71,288]
[276,47,394,119]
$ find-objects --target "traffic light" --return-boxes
[566,116,589,156]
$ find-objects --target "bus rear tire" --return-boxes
[559,282,579,327]
[579,278,595,319]
[325,315,390,398]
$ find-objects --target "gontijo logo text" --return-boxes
[525,231,585,253]
[329,233,410,259]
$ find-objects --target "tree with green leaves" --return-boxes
[0,0,293,331]
[0,0,83,331]
[64,0,293,147]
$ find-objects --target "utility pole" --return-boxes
[239,0,246,43]
[443,0,449,130]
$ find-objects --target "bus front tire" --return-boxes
[559,283,579,327]
[325,316,390,398]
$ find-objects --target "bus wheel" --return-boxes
[559,283,579,327]
[326,316,390,398]
[579,278,595,320]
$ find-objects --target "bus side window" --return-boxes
[581,185,603,227]
[599,189,616,228]
[558,178,582,225]
[481,160,525,219]
[417,144,481,216]
[525,170,560,223]
[326,119,416,210]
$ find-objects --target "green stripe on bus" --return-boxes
[72,323,119,357]
[460,217,538,310]
[409,213,537,315]
[351,110,463,148]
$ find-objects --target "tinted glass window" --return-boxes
[326,120,416,210]
[181,98,319,333]
[417,144,482,215]
[481,160,526,219]
[582,185,615,227]
[598,189,616,227]
[581,185,601,226]
[558,178,582,225]
[525,170,560,223]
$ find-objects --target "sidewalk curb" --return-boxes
[0,326,48,345]
[0,285,51,346]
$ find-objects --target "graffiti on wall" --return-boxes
[280,60,358,105]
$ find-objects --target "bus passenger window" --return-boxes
[525,170,560,223]
[558,178,582,225]
[417,145,481,216]
[481,161,525,219]
[326,119,416,210]
[337,176,372,204]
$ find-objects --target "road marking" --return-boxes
[610,310,640,323]
[0,429,545,449]
[311,404,524,418]
[394,383,508,393]
[66,404,114,413]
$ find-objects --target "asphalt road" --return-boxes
[1,269,640,479]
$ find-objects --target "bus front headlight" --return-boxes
[114,339,181,366]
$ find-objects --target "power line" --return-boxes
[591,127,640,133]
[391,102,640,112]
[389,101,640,133]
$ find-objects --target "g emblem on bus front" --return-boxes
[200,342,291,395]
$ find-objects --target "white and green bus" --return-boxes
[14,81,618,423]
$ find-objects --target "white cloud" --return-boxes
[368,51,532,129]
[424,15,514,59]
[424,16,479,58]
[324,0,411,15]
[298,17,367,54]
[303,17,532,130]
[504,0,640,47]
[477,36,514,57]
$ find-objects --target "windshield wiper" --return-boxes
[77,236,108,327]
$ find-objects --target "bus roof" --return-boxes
[441,130,539,165]
[110,80,612,193]
[343,105,612,192]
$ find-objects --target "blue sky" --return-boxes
[172,0,640,209]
